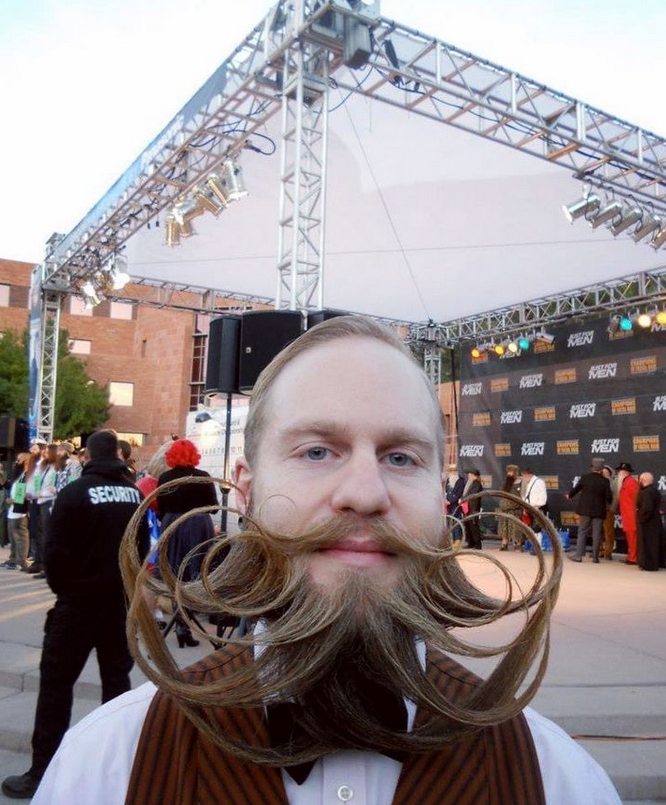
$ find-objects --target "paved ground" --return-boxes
[0,541,664,803]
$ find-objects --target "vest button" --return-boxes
[337,785,354,801]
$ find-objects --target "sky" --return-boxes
[2,0,666,265]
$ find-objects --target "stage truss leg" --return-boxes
[37,291,62,442]
[275,37,329,313]
[424,344,441,387]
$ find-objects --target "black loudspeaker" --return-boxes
[238,311,303,392]
[306,309,350,328]
[0,416,29,449]
[205,315,242,394]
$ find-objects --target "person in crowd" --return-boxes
[636,472,665,572]
[135,442,172,511]
[498,464,523,551]
[30,317,620,805]
[0,454,30,570]
[31,444,59,580]
[462,468,484,549]
[135,441,174,630]
[599,465,616,560]
[616,462,639,565]
[1,430,149,800]
[520,467,548,523]
[0,464,8,549]
[156,439,218,648]
[567,458,612,563]
[118,440,137,481]
[54,442,82,494]
[444,462,465,549]
[24,439,46,572]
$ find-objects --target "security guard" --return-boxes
[2,430,149,799]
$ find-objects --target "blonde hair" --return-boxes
[244,315,445,466]
[144,441,172,480]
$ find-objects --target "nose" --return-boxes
[330,450,390,517]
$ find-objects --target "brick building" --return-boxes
[0,257,265,466]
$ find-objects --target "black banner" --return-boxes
[458,315,666,539]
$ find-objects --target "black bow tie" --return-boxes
[266,684,408,785]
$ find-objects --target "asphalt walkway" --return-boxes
[0,542,664,804]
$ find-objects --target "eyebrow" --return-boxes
[281,420,436,454]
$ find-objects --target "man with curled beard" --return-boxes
[32,317,620,805]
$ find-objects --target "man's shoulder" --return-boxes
[524,707,621,804]
[33,683,158,805]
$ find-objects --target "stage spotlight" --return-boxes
[656,311,666,325]
[222,159,248,201]
[608,314,621,334]
[106,255,130,290]
[81,281,103,308]
[589,200,622,229]
[494,343,505,356]
[636,312,652,328]
[632,214,662,243]
[471,346,482,359]
[172,197,203,227]
[650,225,666,250]
[536,330,555,345]
[610,206,642,236]
[206,173,231,207]
[562,193,601,223]
[192,184,224,216]
[619,316,633,332]
[507,340,520,354]
[165,214,180,247]
[518,336,531,351]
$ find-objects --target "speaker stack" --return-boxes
[0,416,29,450]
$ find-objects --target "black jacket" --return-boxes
[465,478,484,514]
[157,466,218,515]
[568,472,612,519]
[44,457,149,600]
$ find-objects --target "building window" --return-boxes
[109,382,134,406]
[69,339,92,356]
[0,284,10,306]
[70,296,93,316]
[189,333,207,411]
[109,301,133,320]
[115,432,144,447]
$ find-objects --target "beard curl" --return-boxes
[121,479,561,766]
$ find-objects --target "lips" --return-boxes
[318,538,395,566]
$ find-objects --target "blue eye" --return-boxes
[386,453,414,467]
[305,446,329,461]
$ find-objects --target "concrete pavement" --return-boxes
[0,542,664,803]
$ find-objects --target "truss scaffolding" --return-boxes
[29,0,666,432]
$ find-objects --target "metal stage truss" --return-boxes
[31,0,666,437]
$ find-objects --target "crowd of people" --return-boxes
[0,431,218,799]
[444,459,665,570]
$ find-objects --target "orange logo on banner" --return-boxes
[473,413,491,426]
[557,440,579,455]
[612,398,637,415]
[534,341,555,354]
[609,329,634,341]
[490,378,509,392]
[633,435,660,452]
[535,406,556,421]
[472,352,489,365]
[542,476,559,490]
[494,444,512,457]
[631,356,657,374]
[555,368,577,384]
[480,475,493,489]
[561,511,579,526]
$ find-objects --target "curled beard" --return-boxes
[121,482,561,766]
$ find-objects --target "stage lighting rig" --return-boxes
[632,214,662,243]
[562,190,601,223]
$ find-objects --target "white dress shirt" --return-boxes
[33,673,621,804]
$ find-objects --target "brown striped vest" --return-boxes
[126,645,545,805]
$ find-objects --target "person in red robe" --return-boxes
[616,462,639,565]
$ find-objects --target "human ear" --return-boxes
[233,456,252,514]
